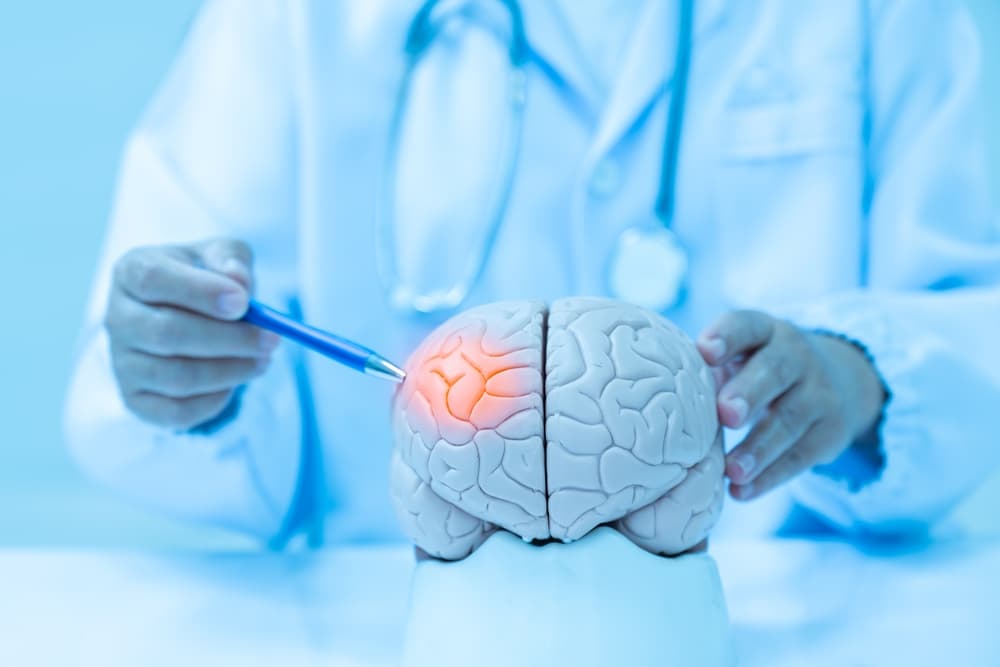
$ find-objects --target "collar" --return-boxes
[521,0,728,154]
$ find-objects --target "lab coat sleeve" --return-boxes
[63,0,303,540]
[782,0,1000,534]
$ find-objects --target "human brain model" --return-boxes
[390,298,724,560]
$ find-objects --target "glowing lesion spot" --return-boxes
[410,331,536,431]
[447,370,484,422]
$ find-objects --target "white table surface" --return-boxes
[2,536,998,666]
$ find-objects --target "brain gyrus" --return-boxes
[390,298,723,560]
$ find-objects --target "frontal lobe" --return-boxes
[391,301,548,559]
[545,298,721,554]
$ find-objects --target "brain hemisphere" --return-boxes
[391,298,723,560]
[391,301,548,560]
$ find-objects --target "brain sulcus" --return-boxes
[390,298,724,560]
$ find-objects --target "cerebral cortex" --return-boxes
[390,298,724,560]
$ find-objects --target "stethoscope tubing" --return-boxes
[378,0,695,313]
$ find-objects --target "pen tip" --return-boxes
[364,356,407,384]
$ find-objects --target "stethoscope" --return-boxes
[378,0,695,314]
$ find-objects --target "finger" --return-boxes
[697,310,774,366]
[729,421,839,501]
[114,246,249,320]
[725,388,819,485]
[709,354,748,393]
[108,297,280,358]
[115,349,269,398]
[124,389,235,431]
[195,238,254,293]
[716,339,806,428]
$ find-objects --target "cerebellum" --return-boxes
[391,298,724,560]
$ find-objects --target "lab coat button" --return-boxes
[589,159,621,197]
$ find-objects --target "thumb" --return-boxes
[196,238,254,294]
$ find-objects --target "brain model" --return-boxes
[390,298,724,560]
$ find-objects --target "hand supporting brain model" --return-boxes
[390,298,725,560]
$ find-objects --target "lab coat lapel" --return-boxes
[588,0,728,163]
[519,0,604,116]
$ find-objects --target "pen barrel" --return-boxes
[242,301,374,373]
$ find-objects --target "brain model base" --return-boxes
[391,298,724,560]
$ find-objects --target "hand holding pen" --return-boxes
[104,238,404,432]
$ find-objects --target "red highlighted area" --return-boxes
[412,337,540,431]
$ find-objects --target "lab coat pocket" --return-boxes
[714,97,864,308]
[721,98,861,162]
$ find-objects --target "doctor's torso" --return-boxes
[182,0,870,542]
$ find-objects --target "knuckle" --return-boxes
[781,445,808,471]
[163,360,248,398]
[146,307,180,353]
[103,302,123,336]
[770,353,800,388]
[231,239,253,264]
[721,310,771,349]
[708,310,739,340]
[772,400,806,438]
[714,310,738,331]
[722,309,750,334]
[769,321,790,346]
[742,360,769,393]
[149,358,189,396]
[120,305,151,344]
[235,322,264,351]
[772,318,795,338]
[212,237,253,266]
[744,310,771,338]
[121,251,164,298]
[733,309,759,321]
[112,248,142,284]
[110,348,141,386]
[788,329,814,360]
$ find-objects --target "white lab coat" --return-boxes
[64,0,1000,545]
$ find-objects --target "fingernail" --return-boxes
[700,336,726,362]
[217,291,247,318]
[729,453,755,479]
[259,332,280,352]
[723,396,749,426]
[222,258,245,275]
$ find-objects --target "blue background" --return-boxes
[0,1,998,547]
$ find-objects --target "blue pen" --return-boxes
[242,300,406,384]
